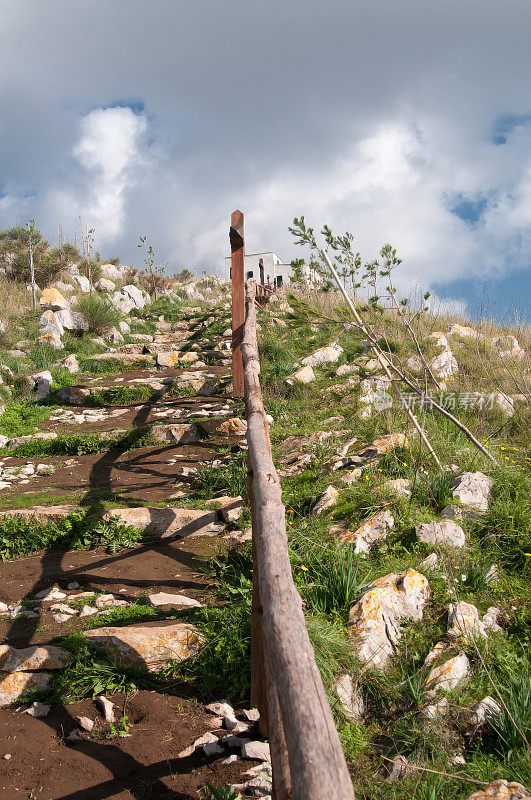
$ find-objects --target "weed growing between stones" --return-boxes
[0,427,157,458]
[0,511,145,560]
[0,401,51,437]
[194,451,248,499]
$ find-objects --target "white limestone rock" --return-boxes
[301,343,343,367]
[451,471,493,514]
[335,673,364,721]
[286,365,315,385]
[313,485,339,515]
[424,653,470,700]
[348,569,430,669]
[430,348,458,381]
[416,519,466,548]
[465,696,503,730]
[337,510,394,553]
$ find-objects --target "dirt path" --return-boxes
[0,311,260,799]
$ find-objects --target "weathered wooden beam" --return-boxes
[242,279,355,800]
[230,210,245,397]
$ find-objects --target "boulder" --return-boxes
[39,309,64,337]
[106,327,124,345]
[0,672,52,706]
[57,386,90,405]
[313,485,339,515]
[335,673,364,721]
[0,644,71,672]
[338,511,394,553]
[72,275,91,292]
[335,364,357,376]
[406,355,424,373]
[429,332,450,349]
[447,601,487,641]
[58,354,80,374]
[151,423,202,445]
[348,569,430,669]
[0,643,71,706]
[100,263,125,281]
[96,278,116,292]
[102,506,221,538]
[415,519,466,548]
[358,376,393,408]
[301,343,343,367]
[118,320,131,335]
[379,478,411,498]
[156,351,183,368]
[83,621,203,670]
[147,593,203,608]
[451,471,493,514]
[448,324,480,339]
[39,287,69,311]
[379,755,414,781]
[465,781,530,800]
[492,392,515,416]
[424,653,470,700]
[36,332,63,350]
[286,365,315,385]
[27,370,53,401]
[214,417,247,436]
[464,696,503,730]
[54,307,88,332]
[54,280,75,294]
[328,433,408,471]
[491,336,526,361]
[205,495,244,522]
[430,348,458,381]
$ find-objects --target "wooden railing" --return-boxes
[231,210,355,799]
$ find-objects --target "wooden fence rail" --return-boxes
[237,263,355,799]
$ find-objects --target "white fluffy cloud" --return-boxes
[51,107,148,243]
[0,0,529,309]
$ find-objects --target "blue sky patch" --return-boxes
[492,112,531,145]
[448,193,489,226]
[435,268,531,323]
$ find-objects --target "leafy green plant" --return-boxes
[85,385,158,406]
[77,294,121,334]
[1,427,156,458]
[108,714,133,737]
[297,543,371,617]
[199,786,242,800]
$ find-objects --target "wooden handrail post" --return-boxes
[230,210,245,398]
[242,279,355,800]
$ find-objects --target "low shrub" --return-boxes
[77,294,121,334]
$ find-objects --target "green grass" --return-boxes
[194,451,247,499]
[0,427,157,458]
[0,510,146,561]
[84,385,159,406]
[80,357,149,374]
[0,401,51,437]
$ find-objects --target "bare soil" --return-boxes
[0,690,254,800]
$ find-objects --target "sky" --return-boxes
[0,0,530,320]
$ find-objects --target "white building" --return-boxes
[224,251,319,287]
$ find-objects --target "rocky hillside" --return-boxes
[0,253,529,800]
